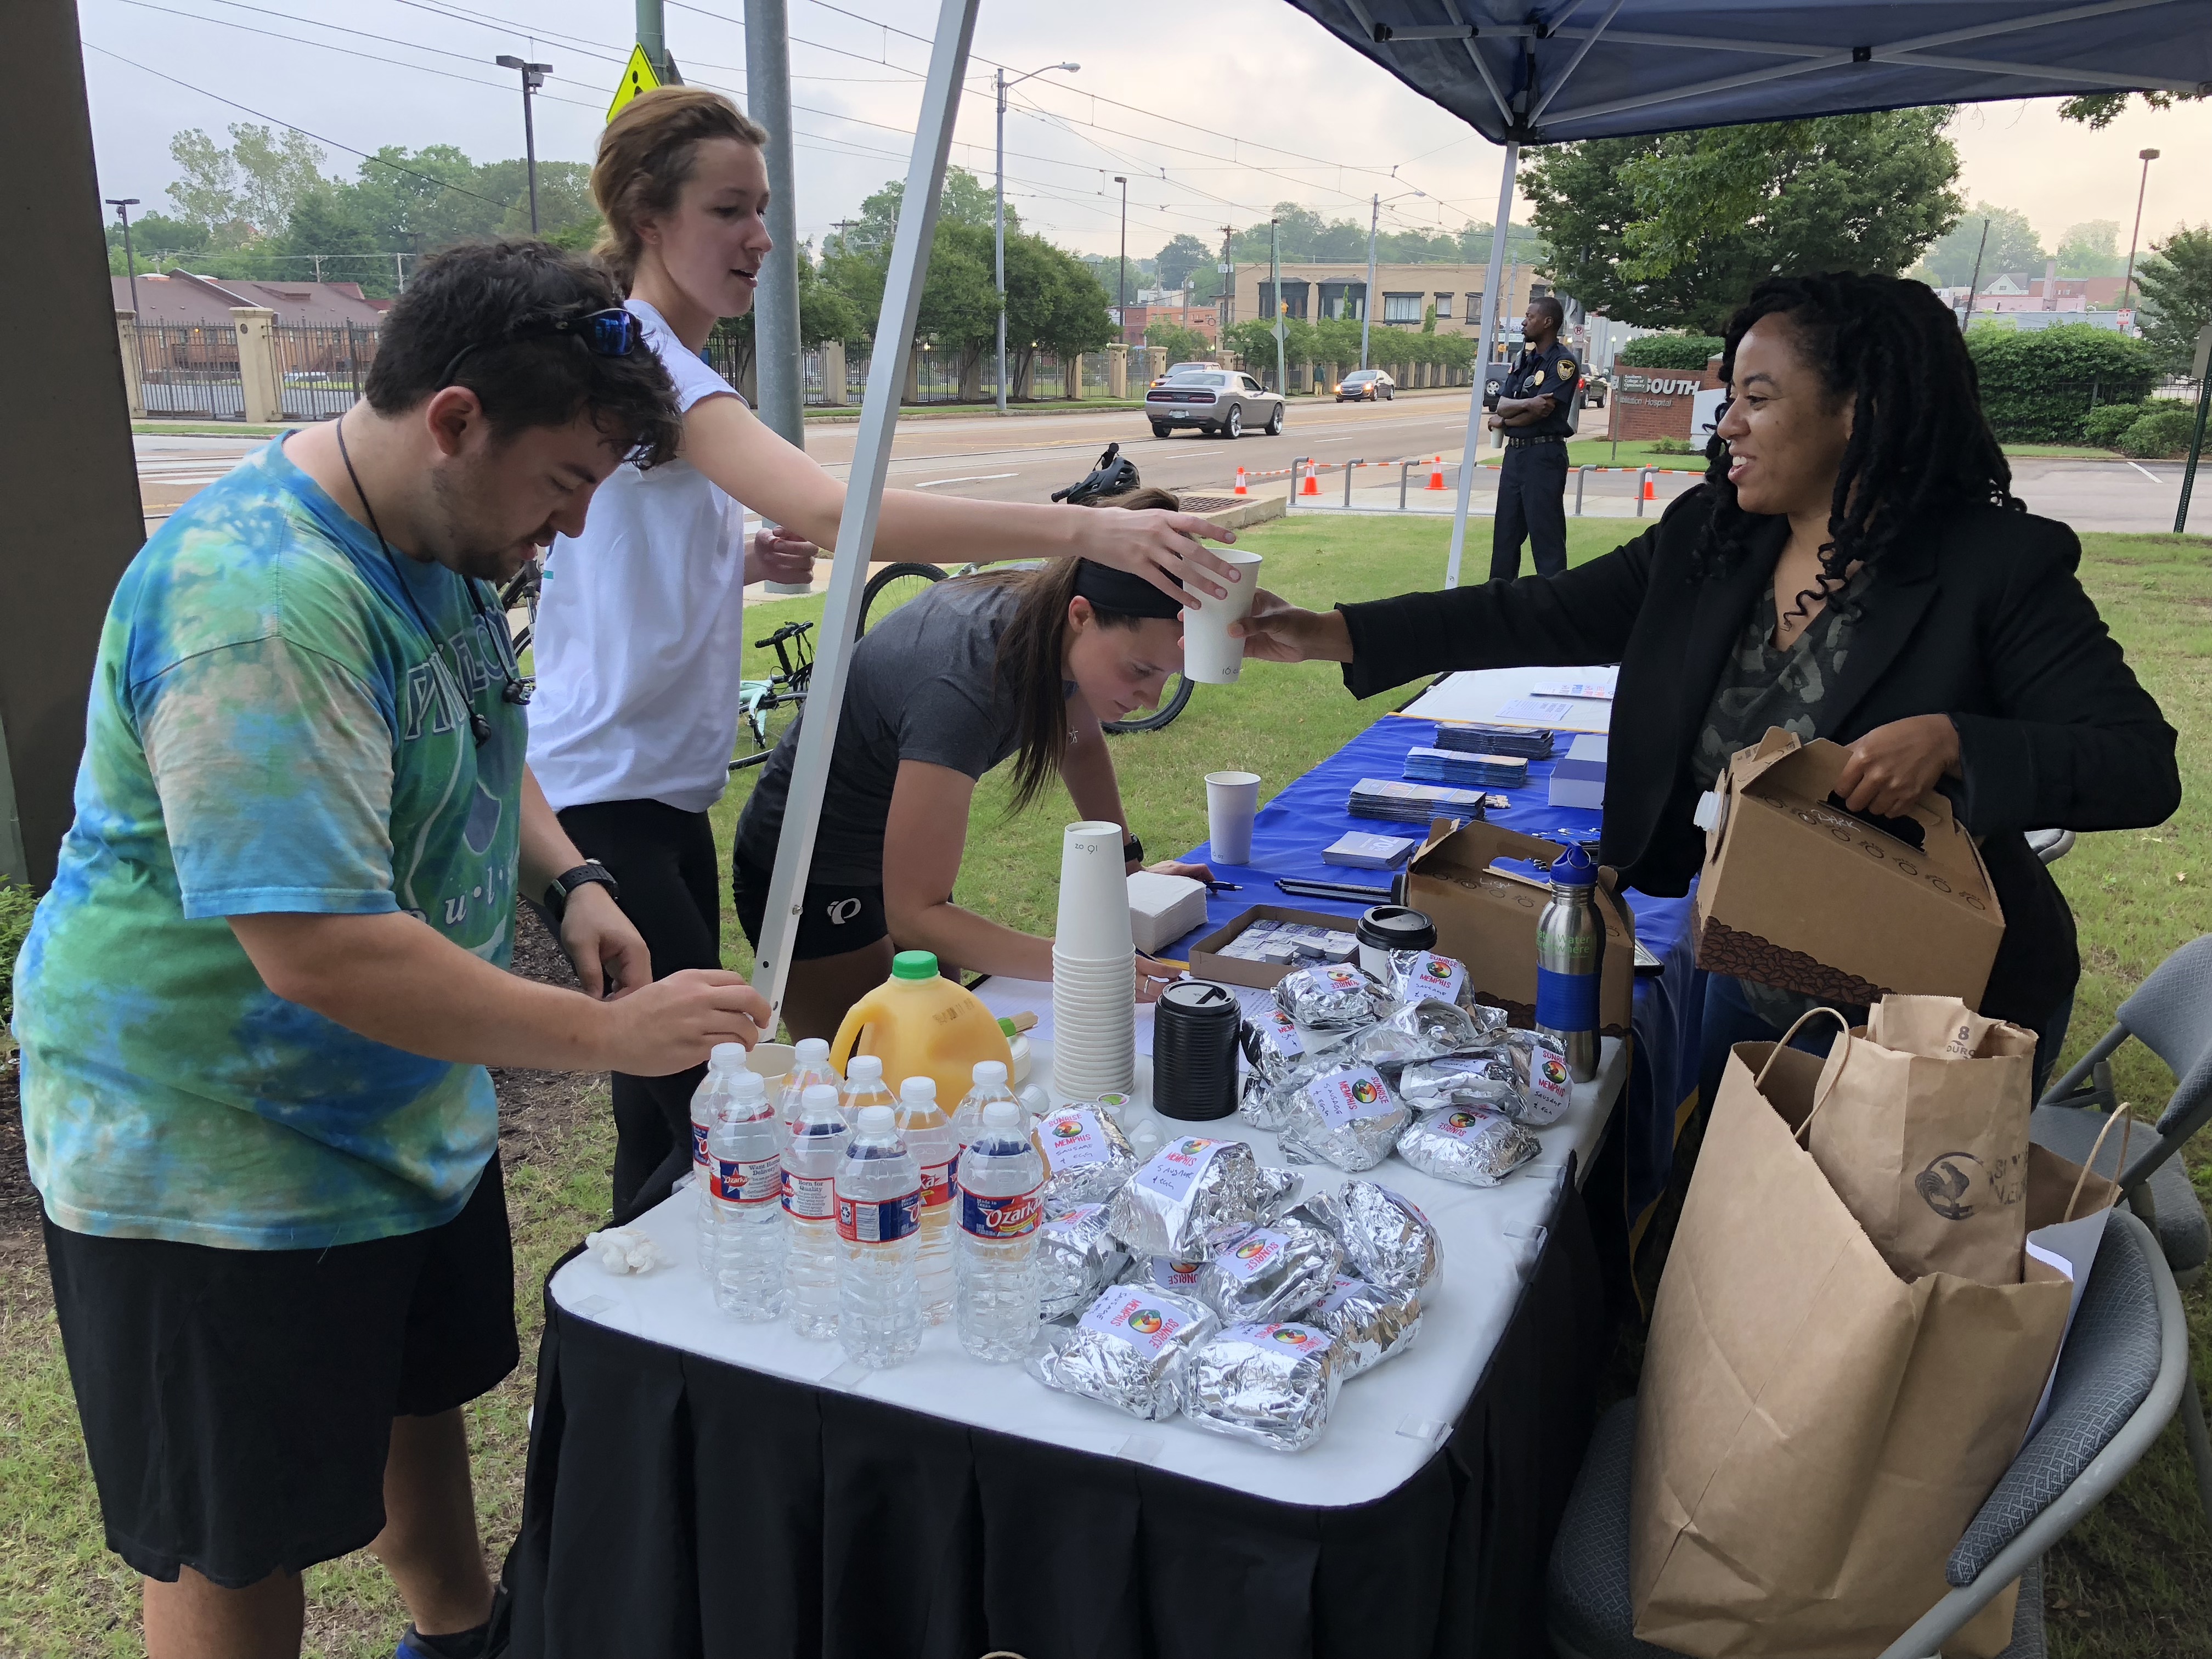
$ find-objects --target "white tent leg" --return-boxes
[748,0,980,1024]
[1444,141,1519,590]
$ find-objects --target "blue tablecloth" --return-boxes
[1167,712,1706,1234]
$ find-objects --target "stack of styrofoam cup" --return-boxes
[1052,820,1137,1099]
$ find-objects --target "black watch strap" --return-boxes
[1123,834,1143,865]
[546,861,619,922]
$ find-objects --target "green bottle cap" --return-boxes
[891,950,939,981]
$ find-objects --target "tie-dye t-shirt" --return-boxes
[12,437,526,1250]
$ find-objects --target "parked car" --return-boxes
[1335,369,1395,402]
[1144,369,1285,439]
[1581,375,1609,408]
[1151,359,1217,388]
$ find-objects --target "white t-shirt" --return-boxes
[526,300,752,815]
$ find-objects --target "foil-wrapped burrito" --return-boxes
[1240,1004,1340,1085]
[1396,1028,1572,1126]
[1026,1285,1217,1420]
[1181,1322,1342,1451]
[1298,1180,1443,1293]
[1384,995,1508,1056]
[1275,1062,1409,1172]
[1305,1273,1422,1378]
[1396,1105,1542,1186]
[1273,962,1396,1030]
[1386,949,1480,1014]
[1032,1106,1138,1215]
[1035,1203,1130,1321]
[1122,1252,1209,1293]
[1193,1218,1340,1325]
[1106,1136,1268,1260]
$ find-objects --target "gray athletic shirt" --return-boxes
[736,577,1062,886]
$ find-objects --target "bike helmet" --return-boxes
[1051,443,1141,505]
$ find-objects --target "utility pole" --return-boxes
[1362,191,1379,370]
[106,198,140,317]
[1114,176,1128,345]
[1270,217,1286,395]
[1217,224,1234,335]
[635,0,671,79]
[2122,148,2160,318]
[495,56,552,234]
[1961,217,1990,330]
[310,253,324,283]
[995,61,1078,414]
[746,0,804,447]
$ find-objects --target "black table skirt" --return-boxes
[502,1167,1606,1659]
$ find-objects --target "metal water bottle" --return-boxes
[1535,842,1602,1082]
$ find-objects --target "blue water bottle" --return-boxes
[1535,843,1601,1082]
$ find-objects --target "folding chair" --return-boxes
[2031,933,2212,1525]
[1545,1209,2189,1659]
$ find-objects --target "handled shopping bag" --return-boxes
[1805,996,2038,1284]
[1629,1022,2111,1659]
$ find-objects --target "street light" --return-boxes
[2121,147,2160,319]
[1361,171,1424,370]
[994,61,1078,415]
[106,198,142,317]
[495,56,554,234]
[1114,176,1129,354]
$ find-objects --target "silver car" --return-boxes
[1143,369,1286,439]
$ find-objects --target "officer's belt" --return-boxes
[1504,433,1567,449]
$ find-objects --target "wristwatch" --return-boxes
[545,861,620,923]
[1123,834,1144,866]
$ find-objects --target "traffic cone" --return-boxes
[1234,467,1249,496]
[1301,466,1320,496]
[1641,473,1657,502]
[1426,454,1445,490]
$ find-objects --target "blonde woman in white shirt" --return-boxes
[529,87,1238,1212]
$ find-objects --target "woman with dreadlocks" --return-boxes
[1239,271,2179,1101]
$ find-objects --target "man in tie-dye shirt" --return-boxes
[12,242,771,1658]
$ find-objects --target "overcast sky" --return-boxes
[81,0,2210,269]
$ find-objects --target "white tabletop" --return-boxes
[551,1000,1625,1510]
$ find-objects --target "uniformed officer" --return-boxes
[1488,295,1582,581]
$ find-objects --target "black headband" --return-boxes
[1072,558,1188,620]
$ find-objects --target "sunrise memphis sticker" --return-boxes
[1308,1066,1398,1130]
[1081,1288,1193,1354]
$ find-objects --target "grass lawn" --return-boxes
[1471,438,2131,471]
[2,514,2208,1654]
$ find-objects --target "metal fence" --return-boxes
[271,323,377,420]
[136,321,245,419]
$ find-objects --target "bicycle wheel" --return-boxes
[859,561,946,635]
[1103,674,1194,735]
[728,689,803,772]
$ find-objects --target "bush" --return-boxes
[2119,406,2203,459]
[2081,402,2146,447]
[0,879,33,1035]
[1646,436,1700,454]
[1618,334,1724,370]
[1965,324,2158,443]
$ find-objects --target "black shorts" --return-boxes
[732,849,889,960]
[42,1155,518,1588]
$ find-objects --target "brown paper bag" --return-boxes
[1805,996,2038,1285]
[1629,1035,2107,1659]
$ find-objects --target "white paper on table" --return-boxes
[1493,697,1579,726]
[1395,668,1617,735]
[2020,1201,2114,1440]
[1529,681,1616,701]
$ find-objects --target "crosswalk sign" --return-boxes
[608,44,662,121]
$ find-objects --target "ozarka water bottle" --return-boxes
[836,1104,922,1368]
[780,1036,841,1128]
[954,1101,1045,1363]
[782,1082,848,1339]
[950,1060,1018,1171]
[708,1072,787,1320]
[895,1076,958,1324]
[836,1053,896,1127]
[692,1049,760,1267]
[1535,842,1602,1083]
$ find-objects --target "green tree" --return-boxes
[2058,91,2208,128]
[1965,323,2157,441]
[1525,109,1963,333]
[1915,204,2045,287]
[165,125,330,244]
[2056,219,2125,280]
[1003,230,1113,387]
[105,211,210,273]
[2134,225,2212,375]
[1147,321,1214,362]
[1155,234,1210,292]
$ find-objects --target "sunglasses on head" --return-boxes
[439,306,644,389]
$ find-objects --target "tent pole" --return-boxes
[748,0,979,1022]
[1444,140,1519,589]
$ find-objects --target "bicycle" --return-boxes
[730,619,814,771]
[856,560,1195,735]
[496,556,544,662]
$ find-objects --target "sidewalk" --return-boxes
[1269,451,1702,520]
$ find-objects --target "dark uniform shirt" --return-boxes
[1502,339,1582,437]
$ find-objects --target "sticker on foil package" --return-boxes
[1182,1322,1343,1451]
[1396,1106,1542,1187]
[1194,1218,1340,1325]
[1081,1289,1199,1354]
[1306,1066,1396,1130]
[1276,1063,1409,1172]
[958,1181,1042,1240]
[1394,952,1469,1007]
[1106,1137,1268,1259]
[1026,1287,1218,1421]
[1032,1107,1138,1215]
[1126,1255,1206,1291]
[1136,1137,1223,1205]
[837,1188,921,1245]
[1511,1029,1574,1126]
[1218,1228,1287,1282]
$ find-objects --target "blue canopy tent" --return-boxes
[749,0,2206,1016]
[1278,0,2211,580]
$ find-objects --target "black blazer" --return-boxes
[1338,487,2181,1028]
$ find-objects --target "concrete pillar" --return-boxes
[115,312,146,420]
[1214,348,1237,370]
[1105,343,1128,400]
[820,338,847,406]
[230,307,282,425]
[1142,346,1167,384]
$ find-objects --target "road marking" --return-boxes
[2127,461,2166,483]
[913,472,1018,488]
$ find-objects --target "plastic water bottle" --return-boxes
[708,1073,787,1321]
[691,1049,760,1266]
[955,1101,1045,1363]
[1536,841,1602,1084]
[782,1082,848,1339]
[836,1053,897,1128]
[950,1060,1018,1172]
[896,1077,958,1324]
[836,1104,922,1368]
[780,1036,841,1128]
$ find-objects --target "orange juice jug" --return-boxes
[830,950,1013,1107]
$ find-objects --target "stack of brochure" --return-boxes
[1430,723,1556,759]
[1347,777,1489,823]
[1405,747,1530,790]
